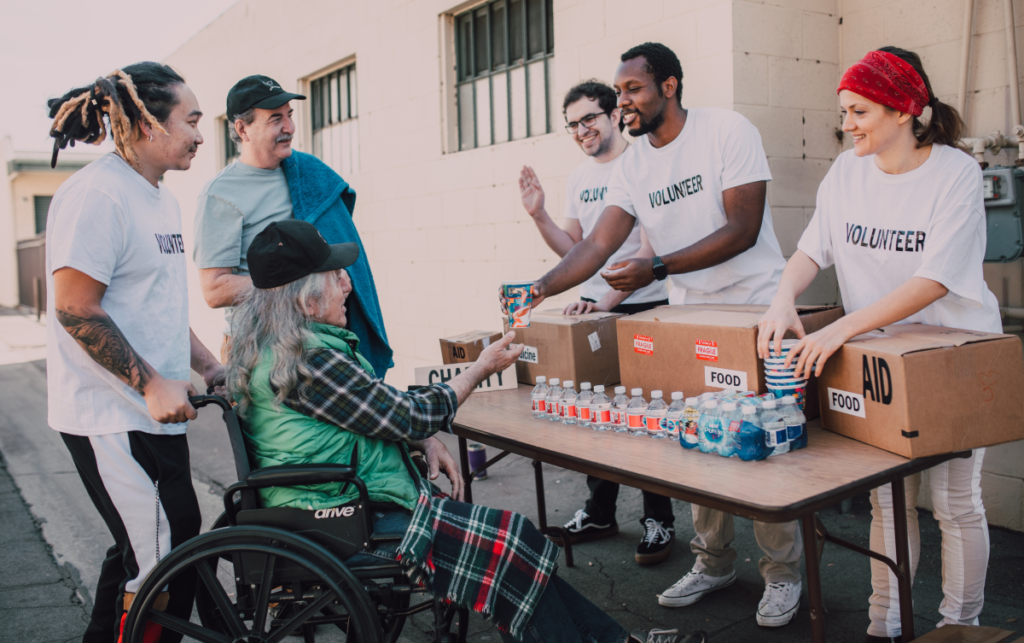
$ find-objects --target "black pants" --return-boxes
[62,431,202,643]
[581,296,675,528]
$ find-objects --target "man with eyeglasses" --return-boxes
[518,79,671,565]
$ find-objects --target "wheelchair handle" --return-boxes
[188,395,232,412]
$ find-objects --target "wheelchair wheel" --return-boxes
[123,525,383,643]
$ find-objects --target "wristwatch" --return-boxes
[651,256,668,281]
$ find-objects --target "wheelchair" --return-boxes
[122,395,469,643]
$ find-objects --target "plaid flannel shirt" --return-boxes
[284,346,557,639]
[283,347,457,442]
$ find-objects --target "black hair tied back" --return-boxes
[46,62,184,169]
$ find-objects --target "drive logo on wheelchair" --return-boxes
[314,506,357,519]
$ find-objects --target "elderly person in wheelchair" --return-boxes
[223,220,706,643]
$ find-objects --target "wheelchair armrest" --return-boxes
[245,463,357,488]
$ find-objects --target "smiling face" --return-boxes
[614,56,673,137]
[237,102,295,167]
[840,89,911,157]
[141,84,203,172]
[565,97,618,157]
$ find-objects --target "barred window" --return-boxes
[222,118,240,168]
[33,196,52,235]
[310,63,359,176]
[454,0,555,151]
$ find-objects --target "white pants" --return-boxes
[867,448,989,637]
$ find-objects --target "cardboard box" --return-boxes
[616,304,845,418]
[817,324,1024,458]
[439,330,503,364]
[503,309,623,386]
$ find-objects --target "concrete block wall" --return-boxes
[731,0,843,305]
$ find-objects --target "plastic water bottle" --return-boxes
[662,392,685,443]
[610,386,629,433]
[779,396,808,450]
[561,381,578,425]
[545,379,562,422]
[760,400,789,457]
[626,388,648,436]
[531,376,549,419]
[679,397,701,449]
[719,402,743,457]
[698,399,724,454]
[737,405,769,461]
[645,391,669,439]
[591,385,611,431]
[576,383,594,427]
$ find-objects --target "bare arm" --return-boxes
[190,329,226,394]
[198,267,253,309]
[520,166,583,257]
[602,181,769,291]
[443,332,524,405]
[566,225,658,314]
[53,268,198,423]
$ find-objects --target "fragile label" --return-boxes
[704,366,747,390]
[519,345,539,364]
[588,331,602,352]
[695,340,719,362]
[634,334,654,355]
[827,387,866,418]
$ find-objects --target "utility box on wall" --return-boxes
[983,166,1024,263]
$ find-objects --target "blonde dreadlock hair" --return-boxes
[47,62,184,169]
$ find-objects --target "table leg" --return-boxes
[891,476,916,642]
[458,436,472,505]
[532,460,574,567]
[801,513,826,643]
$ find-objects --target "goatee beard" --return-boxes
[627,110,665,137]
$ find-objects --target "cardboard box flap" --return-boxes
[443,330,500,343]
[530,309,622,325]
[658,309,764,328]
[845,325,1012,356]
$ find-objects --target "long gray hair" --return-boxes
[228,269,343,418]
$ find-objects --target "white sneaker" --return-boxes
[756,581,801,627]
[658,569,736,607]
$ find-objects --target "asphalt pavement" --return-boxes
[1,307,1022,642]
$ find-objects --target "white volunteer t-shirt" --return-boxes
[606,107,786,304]
[798,145,1001,333]
[45,153,191,436]
[564,156,667,304]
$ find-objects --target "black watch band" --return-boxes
[652,256,668,281]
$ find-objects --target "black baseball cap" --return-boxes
[248,220,359,289]
[226,75,306,118]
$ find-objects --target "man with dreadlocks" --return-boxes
[193,75,392,378]
[45,61,225,643]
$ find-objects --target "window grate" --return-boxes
[309,63,359,176]
[33,196,52,235]
[454,0,554,151]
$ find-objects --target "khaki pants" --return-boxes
[867,448,988,638]
[690,504,803,584]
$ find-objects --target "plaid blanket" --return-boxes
[396,478,559,640]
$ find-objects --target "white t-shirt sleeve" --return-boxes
[49,187,127,285]
[193,192,244,269]
[797,171,835,271]
[720,115,774,191]
[605,156,636,217]
[913,166,988,308]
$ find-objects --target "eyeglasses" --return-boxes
[564,112,609,134]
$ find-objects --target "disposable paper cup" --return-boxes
[767,340,799,358]
[763,358,792,368]
[502,281,535,329]
[768,382,809,410]
[765,369,797,379]
[766,377,808,387]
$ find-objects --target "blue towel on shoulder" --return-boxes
[282,152,393,378]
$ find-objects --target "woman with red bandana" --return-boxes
[758,47,999,641]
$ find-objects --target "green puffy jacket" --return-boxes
[243,323,420,510]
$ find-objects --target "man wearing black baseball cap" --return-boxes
[193,74,394,379]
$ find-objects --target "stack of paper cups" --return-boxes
[763,340,809,410]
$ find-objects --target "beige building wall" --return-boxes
[164,0,1024,529]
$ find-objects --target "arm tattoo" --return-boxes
[56,309,155,395]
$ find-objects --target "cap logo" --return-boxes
[263,80,281,90]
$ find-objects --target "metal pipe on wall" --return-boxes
[1005,0,1022,130]
[958,0,976,117]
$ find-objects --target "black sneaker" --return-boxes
[635,518,674,565]
[547,509,618,545]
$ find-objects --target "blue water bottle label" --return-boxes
[786,423,802,442]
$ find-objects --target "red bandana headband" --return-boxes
[837,50,930,117]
